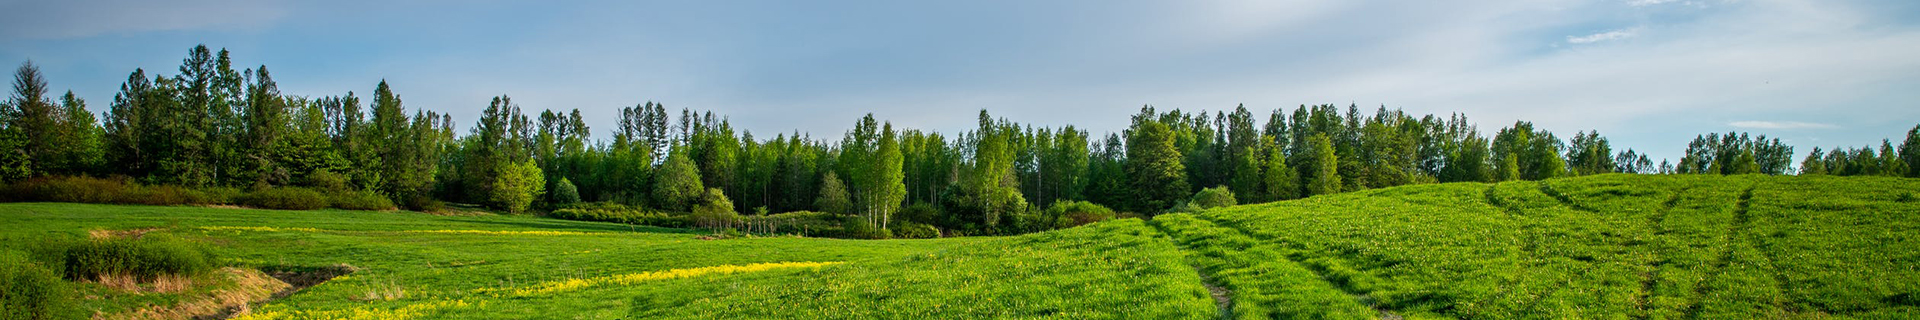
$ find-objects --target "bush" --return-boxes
[551,178,581,207]
[692,188,741,230]
[892,222,941,239]
[897,203,941,225]
[1048,200,1116,227]
[843,218,892,240]
[3,176,128,203]
[0,249,76,320]
[235,187,329,210]
[741,211,846,236]
[29,234,217,283]
[1190,186,1237,209]
[327,191,396,211]
[550,202,688,227]
[401,194,446,212]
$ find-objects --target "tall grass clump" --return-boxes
[29,234,218,283]
[0,249,77,320]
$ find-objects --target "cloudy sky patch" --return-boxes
[2,0,1916,162]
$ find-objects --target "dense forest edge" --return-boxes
[1,44,1917,240]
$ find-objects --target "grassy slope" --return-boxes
[0,203,1214,319]
[1193,174,1920,319]
[2,174,1914,319]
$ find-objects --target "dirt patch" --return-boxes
[98,267,289,320]
[1193,266,1232,319]
[89,227,165,240]
[260,264,357,300]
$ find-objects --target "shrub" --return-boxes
[551,178,581,207]
[741,211,846,236]
[3,176,128,203]
[1048,200,1116,227]
[400,194,446,212]
[29,234,217,283]
[0,250,76,320]
[327,191,396,211]
[692,188,741,230]
[550,202,688,227]
[843,218,892,240]
[892,222,941,239]
[1190,186,1237,209]
[897,203,941,225]
[235,187,329,210]
[304,169,349,193]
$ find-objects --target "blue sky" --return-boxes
[4,0,1918,162]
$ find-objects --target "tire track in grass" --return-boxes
[1686,183,1758,319]
[1143,219,1236,319]
[1484,181,1612,317]
[1633,185,1694,320]
[1173,213,1395,319]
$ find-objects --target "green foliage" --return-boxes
[813,171,851,214]
[1189,186,1237,209]
[0,249,76,320]
[1304,133,1341,196]
[691,188,739,230]
[549,202,687,227]
[1,176,228,206]
[890,221,941,239]
[841,218,891,239]
[1125,107,1190,213]
[325,190,395,211]
[552,177,581,206]
[652,144,704,212]
[1045,200,1115,227]
[490,158,545,214]
[235,187,328,210]
[28,234,216,283]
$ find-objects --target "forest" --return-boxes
[4,45,1918,237]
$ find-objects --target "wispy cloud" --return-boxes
[1568,29,1637,44]
[1728,121,1838,129]
[1628,0,1681,7]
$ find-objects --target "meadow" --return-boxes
[1,174,1915,319]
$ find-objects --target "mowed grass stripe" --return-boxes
[1149,212,1376,320]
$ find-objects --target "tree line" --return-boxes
[3,45,1917,236]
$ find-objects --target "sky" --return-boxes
[3,0,1918,162]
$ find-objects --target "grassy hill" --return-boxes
[1,174,1915,319]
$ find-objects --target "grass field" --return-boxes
[2,174,1916,319]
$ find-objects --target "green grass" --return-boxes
[2,174,1915,319]
[1194,174,1920,319]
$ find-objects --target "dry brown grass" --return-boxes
[88,227,163,239]
[94,273,140,291]
[96,267,290,320]
[352,279,407,302]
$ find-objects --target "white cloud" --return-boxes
[1568,29,1637,44]
[1629,0,1681,7]
[1728,121,1838,129]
